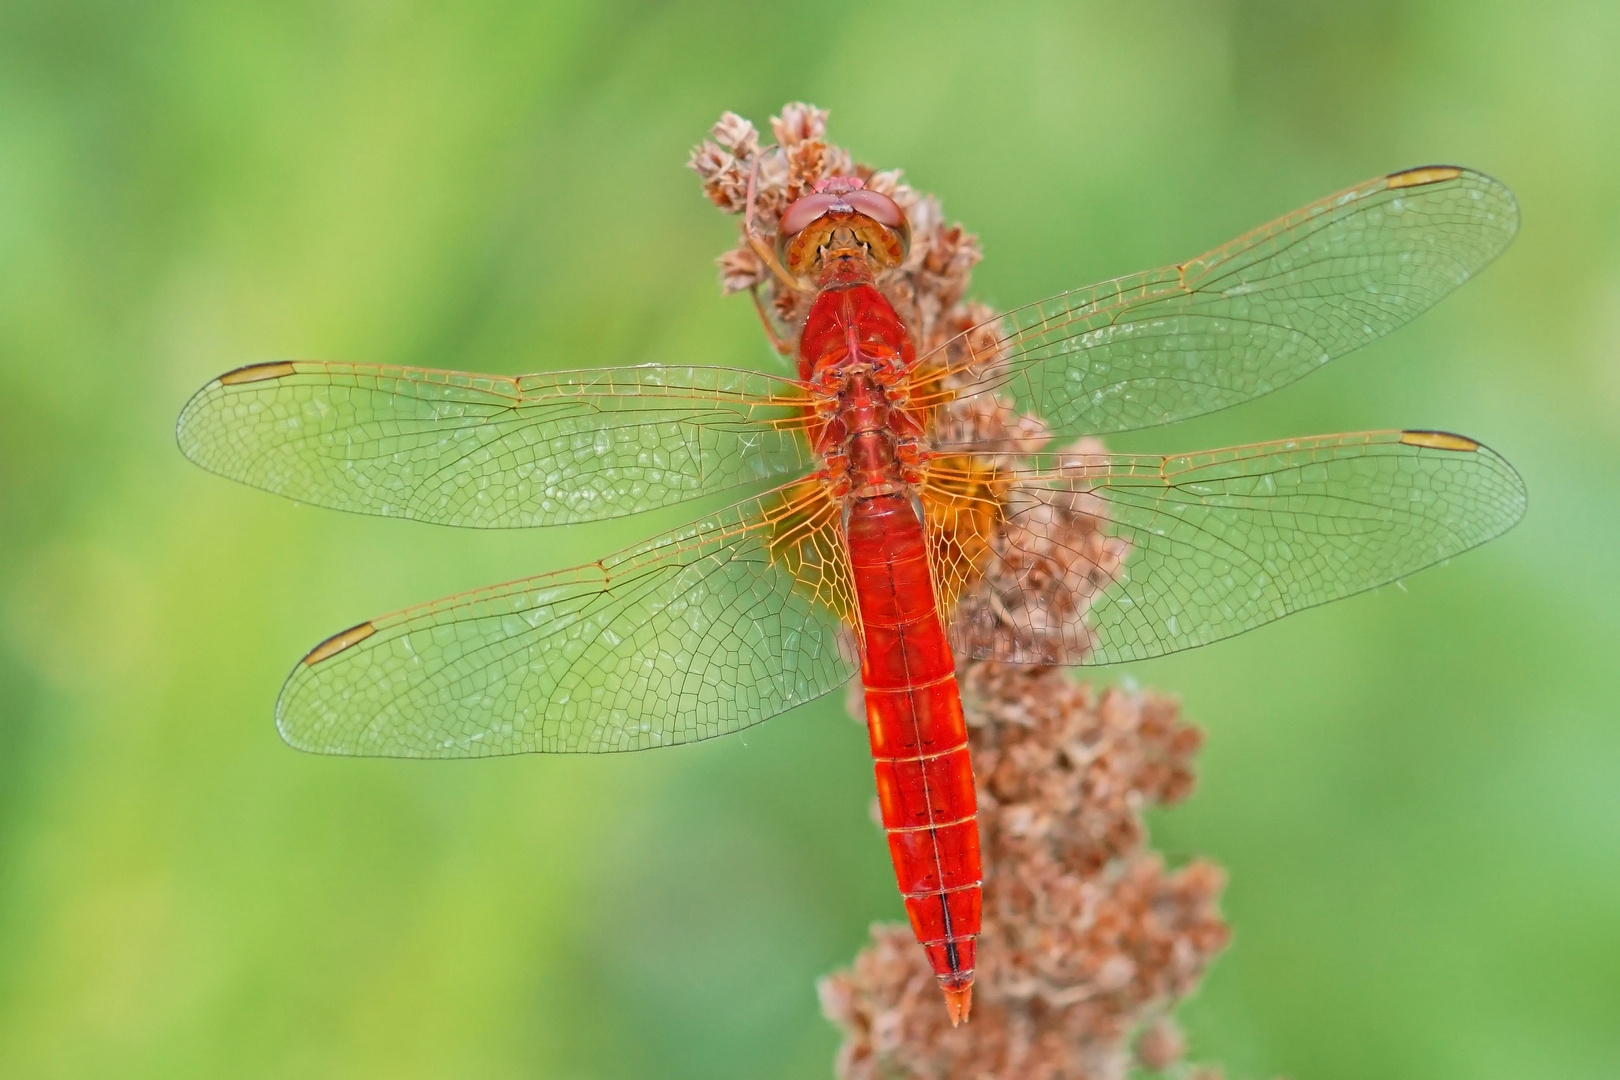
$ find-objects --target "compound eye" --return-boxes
[842,188,906,228]
[779,193,841,239]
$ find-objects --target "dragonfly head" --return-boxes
[779,176,909,285]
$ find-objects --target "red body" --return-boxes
[801,282,982,1013]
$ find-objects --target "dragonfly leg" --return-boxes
[748,282,795,356]
[744,156,802,293]
[896,437,925,485]
[814,461,851,499]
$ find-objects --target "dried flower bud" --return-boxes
[1135,1017,1187,1071]
[772,101,828,147]
[717,246,765,295]
[865,168,905,196]
[686,139,751,213]
[709,111,759,158]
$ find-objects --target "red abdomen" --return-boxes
[844,493,981,1004]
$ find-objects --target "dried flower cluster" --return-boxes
[693,106,1236,1080]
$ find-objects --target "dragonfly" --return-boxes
[177,163,1524,1025]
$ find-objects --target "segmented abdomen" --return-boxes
[844,492,981,992]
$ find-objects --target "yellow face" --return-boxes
[781,210,909,279]
[777,180,910,281]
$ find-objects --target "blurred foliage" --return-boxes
[1,1,1617,1077]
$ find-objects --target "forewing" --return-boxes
[926,168,1518,443]
[943,431,1525,665]
[277,484,859,756]
[177,361,815,527]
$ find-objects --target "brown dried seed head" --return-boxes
[1135,1017,1188,1071]
[772,101,827,147]
[717,246,765,295]
[709,111,759,157]
[686,140,729,185]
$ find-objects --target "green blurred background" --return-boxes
[2,1,1617,1077]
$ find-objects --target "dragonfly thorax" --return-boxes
[801,282,926,500]
[813,369,925,499]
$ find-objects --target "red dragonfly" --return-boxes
[178,163,1524,1024]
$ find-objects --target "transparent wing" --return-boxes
[277,482,858,756]
[177,361,815,527]
[922,167,1518,444]
[935,431,1525,665]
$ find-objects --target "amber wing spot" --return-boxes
[219,361,298,386]
[1387,165,1464,190]
[762,480,855,626]
[1400,429,1480,452]
[303,622,376,665]
[920,461,1007,622]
